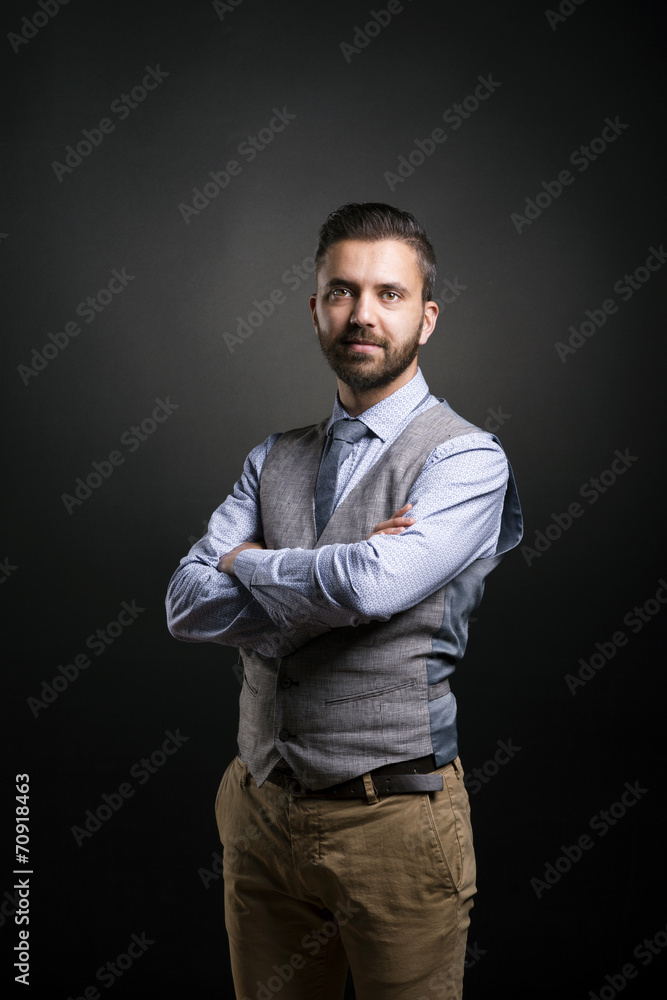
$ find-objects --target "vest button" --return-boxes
[278,728,292,742]
[280,677,294,689]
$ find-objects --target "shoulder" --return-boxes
[404,399,501,457]
[428,425,507,462]
[241,432,282,486]
[421,400,504,453]
[419,400,509,479]
[260,417,330,465]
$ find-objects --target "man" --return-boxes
[166,202,523,999]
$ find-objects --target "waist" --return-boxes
[264,753,448,798]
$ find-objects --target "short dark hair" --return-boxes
[314,202,437,302]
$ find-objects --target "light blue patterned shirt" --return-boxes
[166,369,509,658]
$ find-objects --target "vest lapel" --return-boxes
[317,402,476,545]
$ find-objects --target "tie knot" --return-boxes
[330,418,370,445]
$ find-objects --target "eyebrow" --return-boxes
[323,277,412,295]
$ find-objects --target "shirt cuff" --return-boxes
[234,547,273,590]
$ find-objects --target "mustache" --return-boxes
[338,328,386,347]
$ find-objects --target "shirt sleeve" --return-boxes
[233,432,509,631]
[165,434,333,658]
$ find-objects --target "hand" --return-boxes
[366,503,416,540]
[217,541,265,576]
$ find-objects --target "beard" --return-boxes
[314,312,425,392]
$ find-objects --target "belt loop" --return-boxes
[362,773,379,805]
[238,760,251,788]
[451,757,461,779]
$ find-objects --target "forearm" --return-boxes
[165,431,332,658]
[166,560,331,658]
[233,436,510,631]
[233,542,383,630]
[233,528,487,631]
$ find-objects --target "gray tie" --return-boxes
[315,419,371,538]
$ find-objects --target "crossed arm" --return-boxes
[165,431,509,658]
[217,503,415,575]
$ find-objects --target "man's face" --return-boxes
[310,239,437,392]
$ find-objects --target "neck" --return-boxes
[337,362,418,417]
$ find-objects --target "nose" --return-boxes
[350,292,377,329]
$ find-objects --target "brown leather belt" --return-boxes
[265,753,450,798]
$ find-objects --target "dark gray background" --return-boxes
[3,0,665,997]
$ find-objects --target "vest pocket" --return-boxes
[324,678,415,705]
[324,679,418,754]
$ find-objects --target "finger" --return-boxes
[375,514,416,532]
[373,518,406,534]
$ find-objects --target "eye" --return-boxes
[330,288,351,298]
[382,291,400,300]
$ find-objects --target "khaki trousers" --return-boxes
[214,755,476,1000]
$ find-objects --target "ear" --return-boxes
[419,300,439,344]
[309,294,318,331]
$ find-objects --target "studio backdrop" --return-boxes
[3,1,665,997]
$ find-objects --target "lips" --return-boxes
[341,338,383,353]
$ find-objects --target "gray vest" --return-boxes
[237,401,522,789]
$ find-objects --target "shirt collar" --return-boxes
[327,367,432,443]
